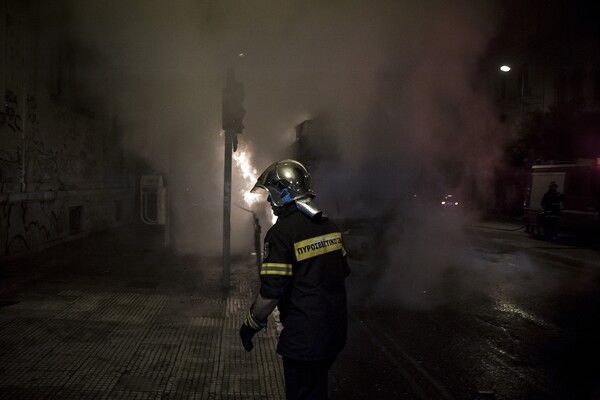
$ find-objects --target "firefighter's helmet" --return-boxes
[251,159,315,207]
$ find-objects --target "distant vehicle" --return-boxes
[439,193,464,218]
[523,159,600,238]
[441,194,460,208]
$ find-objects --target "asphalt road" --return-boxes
[331,222,600,400]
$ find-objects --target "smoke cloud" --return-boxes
[61,0,506,308]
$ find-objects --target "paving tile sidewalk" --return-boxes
[0,225,285,399]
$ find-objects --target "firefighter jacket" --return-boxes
[260,203,350,361]
[541,190,565,215]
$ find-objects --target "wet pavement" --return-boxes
[468,218,600,271]
[336,217,600,400]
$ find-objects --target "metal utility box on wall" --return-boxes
[140,175,167,225]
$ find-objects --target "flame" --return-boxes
[233,143,262,207]
[232,141,277,225]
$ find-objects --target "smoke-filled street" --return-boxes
[1,0,600,399]
[335,221,600,399]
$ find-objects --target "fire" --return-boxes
[233,141,277,225]
[233,143,262,207]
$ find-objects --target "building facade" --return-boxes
[481,0,600,215]
[0,1,135,259]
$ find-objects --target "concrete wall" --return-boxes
[0,0,135,258]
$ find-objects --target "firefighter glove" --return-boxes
[240,312,266,352]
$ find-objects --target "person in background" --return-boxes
[540,181,565,240]
[239,159,350,400]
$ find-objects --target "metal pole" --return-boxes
[223,130,232,288]
[222,67,243,289]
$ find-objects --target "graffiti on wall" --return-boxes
[1,91,23,191]
[27,139,79,185]
[26,95,39,135]
[1,189,133,257]
[5,90,22,133]
[0,3,137,259]
[1,199,63,256]
[0,147,21,191]
[1,91,85,187]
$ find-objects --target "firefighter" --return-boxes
[239,159,350,400]
[540,181,565,239]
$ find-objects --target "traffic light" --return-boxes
[222,81,245,134]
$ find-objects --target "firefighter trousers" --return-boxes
[282,356,337,400]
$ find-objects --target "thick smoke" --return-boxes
[63,0,505,307]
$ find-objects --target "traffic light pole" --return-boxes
[222,129,233,288]
[221,68,244,289]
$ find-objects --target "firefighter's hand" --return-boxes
[240,324,258,352]
[240,312,266,352]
